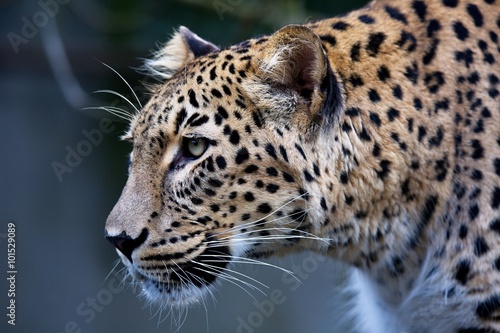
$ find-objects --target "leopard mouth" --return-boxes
[118,244,231,305]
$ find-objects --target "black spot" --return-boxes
[350,42,361,61]
[494,158,500,176]
[222,85,231,96]
[252,112,263,128]
[304,170,315,182]
[385,5,408,24]
[345,195,354,205]
[244,165,259,174]
[470,140,484,159]
[349,73,364,87]
[392,85,403,100]
[367,32,387,56]
[418,126,427,142]
[332,21,350,30]
[204,188,216,197]
[320,197,328,210]
[235,99,246,109]
[229,192,237,199]
[283,172,294,183]
[368,89,381,102]
[339,171,349,184]
[265,143,278,160]
[359,127,372,141]
[191,197,203,205]
[455,48,474,68]
[396,31,417,52]
[412,0,427,22]
[458,224,468,239]
[423,39,439,65]
[476,295,500,320]
[466,3,483,27]
[188,89,199,108]
[313,164,321,176]
[207,178,223,188]
[210,67,217,80]
[491,218,500,234]
[442,0,458,7]
[235,148,249,164]
[266,167,278,177]
[434,157,448,181]
[428,127,444,147]
[377,65,391,82]
[424,71,445,94]
[345,107,360,117]
[211,88,222,98]
[320,35,337,47]
[279,146,289,163]
[387,108,400,121]
[492,187,500,209]
[190,115,209,127]
[359,15,375,24]
[373,142,381,157]
[244,192,255,202]
[470,169,483,181]
[257,203,272,214]
[413,97,423,110]
[468,203,479,220]
[455,259,470,285]
[404,62,419,84]
[174,108,187,135]
[376,160,391,180]
[453,21,469,41]
[295,144,307,160]
[474,236,490,257]
[229,130,240,145]
[427,19,441,38]
[215,156,226,170]
[266,184,279,193]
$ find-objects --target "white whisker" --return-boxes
[98,61,143,108]
[92,89,140,113]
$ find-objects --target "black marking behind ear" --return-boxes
[320,65,344,128]
[179,26,220,58]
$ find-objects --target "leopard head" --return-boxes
[105,25,343,306]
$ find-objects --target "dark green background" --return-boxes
[1,1,367,332]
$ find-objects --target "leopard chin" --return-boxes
[116,244,231,306]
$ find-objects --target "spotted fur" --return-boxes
[105,0,500,331]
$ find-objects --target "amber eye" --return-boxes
[184,137,208,158]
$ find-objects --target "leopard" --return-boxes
[104,0,500,331]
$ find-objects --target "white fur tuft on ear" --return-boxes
[143,26,219,81]
[143,30,190,80]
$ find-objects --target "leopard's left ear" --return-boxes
[247,25,342,130]
[144,26,220,80]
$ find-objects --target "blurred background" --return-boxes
[1,0,368,332]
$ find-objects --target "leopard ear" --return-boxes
[247,25,340,128]
[144,26,219,80]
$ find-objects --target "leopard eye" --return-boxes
[184,137,208,158]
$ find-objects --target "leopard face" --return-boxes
[105,26,337,305]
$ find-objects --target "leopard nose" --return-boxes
[105,228,149,263]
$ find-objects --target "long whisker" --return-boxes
[82,106,134,122]
[92,89,139,113]
[98,60,143,109]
